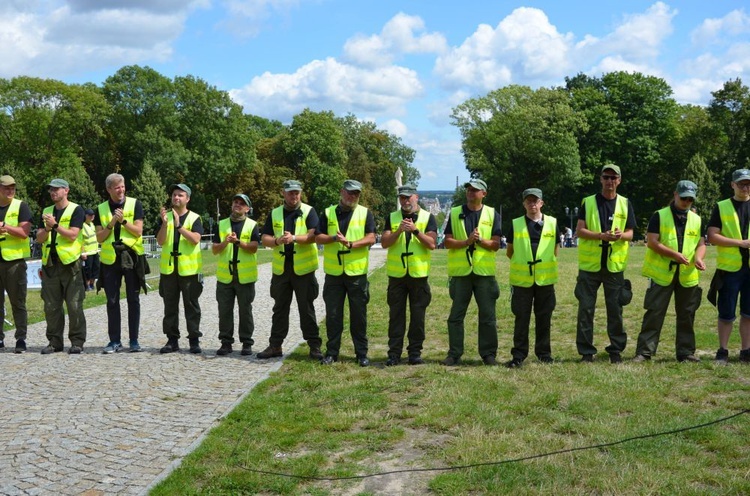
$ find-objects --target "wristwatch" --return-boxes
[122,219,128,226]
[413,229,420,236]
[52,223,59,230]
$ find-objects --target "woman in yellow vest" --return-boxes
[505,188,559,368]
[634,181,705,363]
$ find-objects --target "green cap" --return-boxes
[676,180,698,199]
[732,169,750,182]
[343,179,362,192]
[602,164,621,176]
[169,183,192,197]
[522,188,543,200]
[283,179,303,191]
[48,178,69,189]
[398,184,418,196]
[233,193,251,207]
[464,179,487,191]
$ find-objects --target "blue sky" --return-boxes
[1,1,748,190]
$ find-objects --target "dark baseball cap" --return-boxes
[676,180,698,199]
[732,169,750,182]
[233,193,251,207]
[283,180,303,191]
[169,183,192,196]
[84,208,95,215]
[398,184,418,196]
[464,179,487,191]
[48,178,69,189]
[343,179,363,192]
[522,188,543,200]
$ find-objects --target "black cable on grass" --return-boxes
[231,409,748,481]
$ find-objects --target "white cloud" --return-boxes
[380,119,407,138]
[230,57,423,122]
[219,0,303,39]
[691,9,750,46]
[343,12,447,68]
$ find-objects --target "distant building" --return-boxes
[420,197,442,216]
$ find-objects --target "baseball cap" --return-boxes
[676,180,698,199]
[233,193,251,207]
[343,179,363,192]
[0,175,16,186]
[283,179,303,192]
[398,184,418,196]
[732,169,750,182]
[463,179,488,191]
[522,188,543,200]
[601,164,621,176]
[84,208,95,215]
[169,183,192,197]
[48,178,69,189]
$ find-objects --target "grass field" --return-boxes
[141,245,750,495]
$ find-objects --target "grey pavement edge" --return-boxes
[0,248,387,496]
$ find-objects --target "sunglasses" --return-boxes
[680,197,695,203]
[601,175,619,181]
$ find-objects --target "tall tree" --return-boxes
[131,160,165,234]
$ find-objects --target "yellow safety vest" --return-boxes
[0,198,30,260]
[159,211,202,276]
[98,197,144,265]
[271,203,319,276]
[42,203,83,265]
[509,215,558,287]
[386,209,432,278]
[447,205,497,276]
[716,199,746,271]
[216,217,258,284]
[81,222,98,256]
[642,207,701,287]
[322,205,369,276]
[578,194,630,272]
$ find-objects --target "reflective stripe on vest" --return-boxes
[42,203,82,265]
[716,199,744,271]
[216,217,258,284]
[642,207,701,287]
[509,215,558,287]
[447,205,497,276]
[386,209,431,278]
[98,197,144,265]
[271,203,319,276]
[0,199,30,260]
[159,211,202,275]
[81,223,98,256]
[322,205,369,276]
[577,194,630,272]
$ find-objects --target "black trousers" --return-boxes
[387,275,431,359]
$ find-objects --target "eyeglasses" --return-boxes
[601,175,619,181]
[680,197,695,203]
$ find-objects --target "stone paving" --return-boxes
[0,248,387,495]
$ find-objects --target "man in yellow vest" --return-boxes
[258,180,322,360]
[575,164,636,363]
[95,173,146,353]
[505,188,559,368]
[707,168,750,364]
[381,184,437,366]
[634,180,705,363]
[81,209,99,291]
[212,193,259,356]
[0,175,32,353]
[443,179,502,366]
[36,178,87,354]
[156,183,204,354]
[316,179,376,367]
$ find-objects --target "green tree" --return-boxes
[131,160,165,234]
[708,78,750,188]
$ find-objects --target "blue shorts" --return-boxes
[717,266,750,321]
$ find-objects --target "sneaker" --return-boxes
[482,355,498,366]
[609,353,622,364]
[68,345,83,354]
[715,348,729,365]
[357,355,370,367]
[441,355,460,366]
[189,339,202,354]
[538,356,554,364]
[103,342,123,354]
[632,354,650,363]
[580,354,595,363]
[256,345,283,359]
[678,355,701,363]
[160,339,179,354]
[129,341,142,353]
[385,356,400,366]
[241,344,253,356]
[14,340,26,354]
[308,346,323,360]
[320,355,337,365]
[408,355,424,365]
[41,344,63,355]
[739,349,750,363]
[504,358,523,368]
[216,343,233,356]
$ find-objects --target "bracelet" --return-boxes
[292,235,297,243]
[274,237,279,246]
[122,219,128,226]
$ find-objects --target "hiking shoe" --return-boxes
[0,340,4,349]
[189,339,202,354]
[482,355,498,366]
[441,355,460,366]
[14,340,26,354]
[320,355,337,365]
[580,354,595,363]
[129,341,142,353]
[408,355,424,365]
[241,344,253,356]
[256,345,283,359]
[216,343,233,356]
[68,346,83,354]
[739,349,750,363]
[103,342,122,354]
[715,348,729,365]
[609,353,622,364]
[41,344,63,355]
[538,356,554,364]
[632,354,650,363]
[504,358,523,369]
[385,356,401,366]
[160,340,179,354]
[357,355,370,367]
[678,355,701,363]
[308,346,323,360]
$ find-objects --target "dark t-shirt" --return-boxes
[709,198,750,265]
[316,206,376,236]
[93,198,145,241]
[647,204,689,252]
[506,215,561,258]
[444,205,502,238]
[155,212,204,254]
[212,219,261,263]
[381,209,438,247]
[578,194,637,267]
[262,205,319,270]
[0,200,32,261]
[40,204,85,263]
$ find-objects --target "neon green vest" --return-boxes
[0,199,30,260]
[98,197,144,265]
[81,222,98,256]
[159,211,202,276]
[642,207,701,287]
[447,205,497,276]
[323,205,369,276]
[216,217,258,284]
[578,195,630,272]
[271,203,319,276]
[386,209,431,278]
[716,199,745,271]
[42,203,83,265]
[509,215,558,287]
